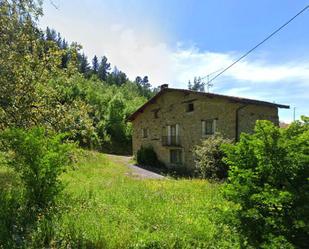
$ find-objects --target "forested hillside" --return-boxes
[0,0,157,154]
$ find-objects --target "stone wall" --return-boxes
[131,91,278,169]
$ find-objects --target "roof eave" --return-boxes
[126,88,290,121]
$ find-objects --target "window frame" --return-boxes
[167,124,180,145]
[186,103,194,112]
[170,149,183,164]
[202,119,217,136]
[142,128,149,138]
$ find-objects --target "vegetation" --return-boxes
[0,151,241,248]
[0,0,155,154]
[188,77,206,92]
[1,1,308,248]
[136,146,165,168]
[193,134,231,180]
[0,127,74,209]
[223,119,309,248]
[0,127,74,247]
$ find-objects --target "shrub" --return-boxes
[136,146,164,168]
[193,134,231,180]
[0,127,74,210]
[222,119,309,248]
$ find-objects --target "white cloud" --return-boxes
[169,46,309,88]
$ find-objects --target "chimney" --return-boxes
[160,84,168,90]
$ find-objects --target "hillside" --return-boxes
[0,151,240,248]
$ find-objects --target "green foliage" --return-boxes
[0,0,153,154]
[0,127,74,209]
[136,146,165,168]
[193,134,231,180]
[20,151,240,248]
[0,0,57,128]
[223,119,309,248]
[188,76,205,92]
[97,56,111,81]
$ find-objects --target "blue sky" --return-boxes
[40,0,309,122]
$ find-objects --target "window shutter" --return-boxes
[213,119,217,134]
[175,124,179,144]
[202,120,205,136]
[167,125,171,144]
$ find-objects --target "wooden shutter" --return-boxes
[213,119,217,134]
[175,124,179,144]
[202,120,205,136]
[167,125,171,144]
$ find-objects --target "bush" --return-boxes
[193,134,231,180]
[222,119,309,248]
[0,127,74,210]
[136,146,164,168]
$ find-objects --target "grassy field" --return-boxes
[1,151,240,248]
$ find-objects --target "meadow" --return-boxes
[0,151,240,248]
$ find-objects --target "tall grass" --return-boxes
[1,151,240,248]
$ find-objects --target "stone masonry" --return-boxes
[128,87,289,169]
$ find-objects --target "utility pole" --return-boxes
[293,107,296,121]
[201,68,222,93]
[206,75,213,93]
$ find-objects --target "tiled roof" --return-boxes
[127,88,290,121]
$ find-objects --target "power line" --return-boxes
[200,68,223,92]
[207,4,309,84]
[49,0,59,10]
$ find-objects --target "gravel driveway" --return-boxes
[105,154,165,179]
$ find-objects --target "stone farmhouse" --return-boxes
[127,85,289,169]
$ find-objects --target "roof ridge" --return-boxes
[127,88,289,121]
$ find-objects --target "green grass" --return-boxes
[1,151,240,248]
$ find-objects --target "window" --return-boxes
[166,124,180,145]
[170,149,182,164]
[186,103,194,112]
[142,128,149,138]
[202,119,216,135]
[154,110,159,119]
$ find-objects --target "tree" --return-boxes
[135,76,142,85]
[188,80,193,90]
[78,53,91,76]
[105,93,126,141]
[0,0,63,129]
[223,119,309,248]
[107,66,127,86]
[0,127,74,209]
[188,77,205,92]
[45,26,57,41]
[92,55,99,74]
[60,39,69,68]
[135,75,153,98]
[98,56,111,81]
[193,135,231,180]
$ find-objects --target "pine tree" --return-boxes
[92,55,99,74]
[98,56,111,81]
[135,76,142,84]
[107,67,127,86]
[78,53,91,76]
[135,75,152,98]
[190,77,205,92]
[60,39,69,68]
[56,32,62,47]
[188,80,192,90]
[45,27,57,41]
[141,76,151,89]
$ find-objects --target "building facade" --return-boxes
[128,86,289,169]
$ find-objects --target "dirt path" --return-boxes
[105,154,165,179]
